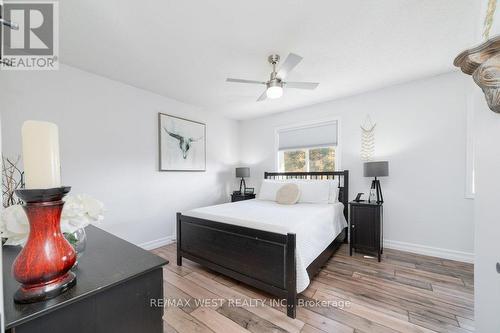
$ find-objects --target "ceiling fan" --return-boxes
[226,53,319,101]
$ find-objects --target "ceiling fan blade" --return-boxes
[226,78,265,85]
[257,90,267,102]
[285,82,319,90]
[277,53,303,79]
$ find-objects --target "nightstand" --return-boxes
[349,201,383,261]
[231,193,256,202]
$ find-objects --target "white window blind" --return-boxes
[278,121,338,150]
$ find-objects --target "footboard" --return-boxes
[176,213,297,318]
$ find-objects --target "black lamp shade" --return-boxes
[235,167,250,178]
[364,161,389,178]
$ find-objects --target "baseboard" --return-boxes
[383,239,474,263]
[139,235,175,250]
[138,235,473,262]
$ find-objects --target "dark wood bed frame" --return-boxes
[176,171,349,318]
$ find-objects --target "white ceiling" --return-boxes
[59,0,481,119]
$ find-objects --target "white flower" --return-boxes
[0,205,29,246]
[78,194,104,221]
[0,194,104,246]
[61,194,105,234]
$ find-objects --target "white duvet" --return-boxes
[183,199,347,293]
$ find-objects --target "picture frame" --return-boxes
[158,113,206,171]
[244,187,255,195]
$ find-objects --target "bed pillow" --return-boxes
[276,184,301,205]
[292,179,338,203]
[258,178,338,204]
[329,179,340,203]
[258,179,285,201]
[294,180,330,204]
[332,186,340,203]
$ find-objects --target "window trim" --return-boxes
[465,95,475,199]
[274,117,342,172]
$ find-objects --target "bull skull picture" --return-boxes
[164,127,203,159]
[159,113,206,171]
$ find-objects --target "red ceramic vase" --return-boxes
[13,187,77,303]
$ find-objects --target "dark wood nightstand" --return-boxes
[231,193,256,202]
[349,201,383,261]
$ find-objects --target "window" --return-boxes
[277,120,339,172]
[281,150,306,172]
[309,147,335,171]
[279,146,336,172]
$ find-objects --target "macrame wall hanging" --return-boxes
[360,115,376,161]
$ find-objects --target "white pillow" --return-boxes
[291,179,339,203]
[258,179,285,201]
[332,186,340,203]
[329,179,340,203]
[258,178,339,204]
[293,180,330,204]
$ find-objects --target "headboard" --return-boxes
[264,171,349,220]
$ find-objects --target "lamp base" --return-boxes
[239,178,247,194]
[14,271,76,304]
[369,178,384,204]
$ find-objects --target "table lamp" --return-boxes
[363,161,389,203]
[235,167,250,194]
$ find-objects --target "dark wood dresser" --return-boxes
[3,225,168,333]
[349,201,383,261]
[231,193,256,202]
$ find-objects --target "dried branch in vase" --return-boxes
[2,155,25,208]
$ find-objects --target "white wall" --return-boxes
[472,2,500,331]
[472,86,500,332]
[239,72,474,260]
[0,65,239,247]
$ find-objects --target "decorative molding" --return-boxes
[383,239,474,263]
[138,235,175,250]
[454,35,500,113]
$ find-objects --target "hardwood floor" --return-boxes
[152,243,474,333]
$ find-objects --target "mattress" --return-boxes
[183,199,347,293]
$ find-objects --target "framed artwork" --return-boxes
[244,187,255,195]
[158,113,206,171]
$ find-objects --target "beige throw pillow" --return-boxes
[276,183,300,205]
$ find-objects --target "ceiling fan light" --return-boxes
[266,86,283,99]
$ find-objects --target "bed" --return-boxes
[176,171,349,318]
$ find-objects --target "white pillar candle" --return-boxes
[21,120,62,189]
